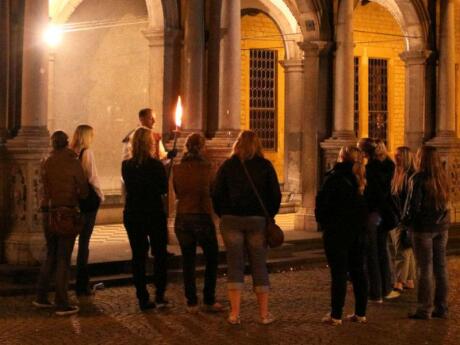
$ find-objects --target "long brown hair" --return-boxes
[231,130,264,161]
[414,145,449,210]
[338,146,366,195]
[391,146,413,195]
[131,127,153,165]
[70,124,93,152]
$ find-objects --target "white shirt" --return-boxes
[80,148,105,201]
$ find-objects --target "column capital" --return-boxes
[279,59,304,72]
[399,50,432,65]
[143,27,182,47]
[298,41,333,57]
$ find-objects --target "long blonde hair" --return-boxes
[414,145,449,210]
[374,139,389,161]
[131,127,153,165]
[338,146,366,195]
[70,124,93,152]
[231,130,264,161]
[391,146,413,195]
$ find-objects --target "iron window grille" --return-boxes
[368,58,388,143]
[249,49,278,150]
[354,57,360,137]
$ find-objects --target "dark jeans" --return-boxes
[175,214,219,306]
[323,230,368,319]
[36,232,76,308]
[124,213,168,304]
[411,231,449,317]
[366,212,393,299]
[75,211,97,293]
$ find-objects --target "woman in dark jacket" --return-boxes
[173,133,224,313]
[122,127,169,311]
[317,146,368,325]
[358,138,396,302]
[212,130,281,325]
[402,145,450,319]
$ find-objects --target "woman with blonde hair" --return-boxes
[390,147,416,293]
[316,146,368,325]
[403,145,450,319]
[122,127,169,311]
[70,124,104,296]
[212,130,281,325]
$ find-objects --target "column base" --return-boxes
[294,207,318,232]
[4,229,45,265]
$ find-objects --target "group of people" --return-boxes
[33,108,281,324]
[317,138,450,325]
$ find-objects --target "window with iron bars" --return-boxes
[354,57,360,137]
[249,49,278,150]
[368,58,388,143]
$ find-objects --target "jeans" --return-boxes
[175,214,219,306]
[389,227,416,284]
[411,231,449,317]
[75,211,97,293]
[36,232,76,308]
[220,215,269,292]
[365,212,393,299]
[323,231,368,319]
[124,213,168,304]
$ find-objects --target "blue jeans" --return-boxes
[365,212,393,299]
[175,214,219,306]
[411,231,449,317]
[220,215,269,292]
[75,211,97,293]
[36,232,76,308]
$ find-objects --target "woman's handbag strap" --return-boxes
[240,159,271,219]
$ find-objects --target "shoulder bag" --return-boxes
[49,207,83,237]
[78,149,101,213]
[241,160,284,248]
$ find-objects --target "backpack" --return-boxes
[315,170,353,228]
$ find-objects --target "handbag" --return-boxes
[48,207,83,237]
[240,160,284,248]
[78,149,101,213]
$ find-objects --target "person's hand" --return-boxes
[167,149,178,159]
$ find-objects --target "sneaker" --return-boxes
[259,313,276,325]
[227,314,241,325]
[32,300,54,309]
[384,290,401,300]
[202,302,227,313]
[186,305,200,314]
[321,313,342,326]
[346,314,368,323]
[155,298,171,309]
[139,301,156,311]
[55,305,79,316]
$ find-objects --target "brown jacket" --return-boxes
[41,148,89,208]
[173,159,213,215]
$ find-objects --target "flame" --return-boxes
[175,96,183,128]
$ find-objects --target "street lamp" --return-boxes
[43,23,63,47]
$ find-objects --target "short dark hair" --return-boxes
[51,131,69,150]
[357,137,376,159]
[138,108,152,119]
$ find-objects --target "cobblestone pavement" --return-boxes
[1,258,460,345]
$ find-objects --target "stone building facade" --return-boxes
[1,0,460,265]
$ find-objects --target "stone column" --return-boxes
[4,0,50,264]
[216,0,241,137]
[0,0,9,143]
[400,50,431,151]
[281,59,304,198]
[183,0,205,132]
[332,0,355,140]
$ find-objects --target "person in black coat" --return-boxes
[122,127,169,311]
[316,146,368,325]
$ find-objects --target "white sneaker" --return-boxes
[259,313,276,325]
[321,313,342,325]
[55,305,79,316]
[346,314,368,323]
[384,290,401,300]
[32,300,54,309]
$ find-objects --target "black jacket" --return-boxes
[316,162,368,233]
[364,158,395,214]
[122,157,167,216]
[212,155,281,218]
[402,172,450,232]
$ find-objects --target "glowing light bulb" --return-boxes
[43,24,63,47]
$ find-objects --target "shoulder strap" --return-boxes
[78,148,86,160]
[240,160,271,219]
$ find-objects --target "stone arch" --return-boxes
[366,0,428,51]
[242,0,303,59]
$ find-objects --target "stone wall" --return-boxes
[50,0,152,194]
